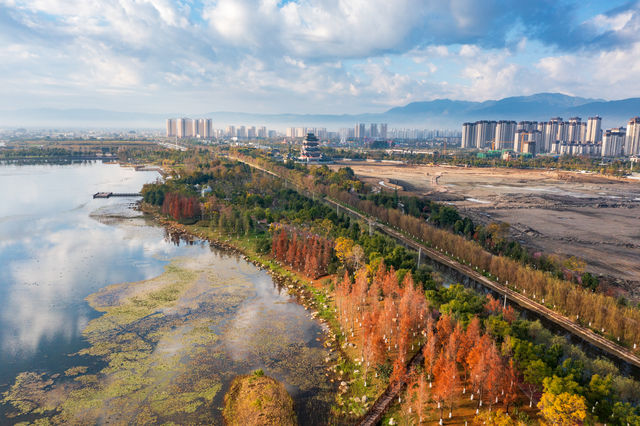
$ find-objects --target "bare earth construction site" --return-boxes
[333,162,640,298]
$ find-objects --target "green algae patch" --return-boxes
[223,373,297,426]
[2,372,57,416]
[2,256,256,424]
[2,238,338,425]
[63,366,87,377]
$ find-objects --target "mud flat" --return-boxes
[332,162,640,297]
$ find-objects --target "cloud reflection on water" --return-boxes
[0,162,199,381]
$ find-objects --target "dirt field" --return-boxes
[332,161,640,297]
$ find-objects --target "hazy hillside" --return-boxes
[2,93,639,129]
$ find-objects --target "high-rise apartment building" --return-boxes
[166,117,212,138]
[197,118,212,138]
[516,121,537,133]
[586,116,601,143]
[191,119,199,137]
[176,118,188,138]
[514,130,541,154]
[370,123,378,139]
[625,117,640,156]
[542,118,562,152]
[567,117,581,143]
[474,120,496,148]
[355,123,366,140]
[557,121,568,142]
[461,122,476,148]
[602,128,626,157]
[380,123,388,139]
[166,118,177,137]
[494,120,516,149]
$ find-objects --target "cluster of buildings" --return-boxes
[461,116,640,157]
[386,128,459,141]
[336,123,388,140]
[166,118,279,139]
[166,118,212,139]
[286,127,329,139]
[224,125,277,139]
[338,125,460,142]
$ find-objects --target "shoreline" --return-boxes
[141,203,322,308]
[139,203,354,419]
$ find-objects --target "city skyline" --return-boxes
[2,0,640,116]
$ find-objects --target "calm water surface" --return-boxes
[0,161,333,424]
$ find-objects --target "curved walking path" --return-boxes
[357,346,425,426]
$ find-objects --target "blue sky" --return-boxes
[1,0,639,114]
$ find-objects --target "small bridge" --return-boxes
[93,192,142,199]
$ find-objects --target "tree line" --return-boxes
[139,151,640,424]
[231,151,640,349]
[271,227,333,279]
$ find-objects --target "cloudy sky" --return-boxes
[1,0,640,114]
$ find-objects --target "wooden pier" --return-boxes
[93,192,142,199]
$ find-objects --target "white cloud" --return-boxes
[535,41,640,98]
[590,10,634,33]
[2,0,640,115]
[459,44,480,58]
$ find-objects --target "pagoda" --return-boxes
[299,133,323,162]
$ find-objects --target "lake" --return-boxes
[0,161,334,424]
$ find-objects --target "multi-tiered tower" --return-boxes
[299,133,323,162]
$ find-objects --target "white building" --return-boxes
[176,118,188,138]
[380,123,388,139]
[461,122,476,148]
[475,120,496,148]
[542,118,562,153]
[567,117,581,143]
[370,123,378,138]
[586,116,602,143]
[624,117,640,156]
[166,118,177,137]
[494,120,516,150]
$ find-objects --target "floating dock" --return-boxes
[93,192,142,199]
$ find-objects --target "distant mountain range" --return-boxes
[2,93,640,130]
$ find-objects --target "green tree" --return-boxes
[522,359,551,407]
[586,374,613,421]
[611,402,640,426]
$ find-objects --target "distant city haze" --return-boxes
[2,1,640,119]
[5,93,640,131]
